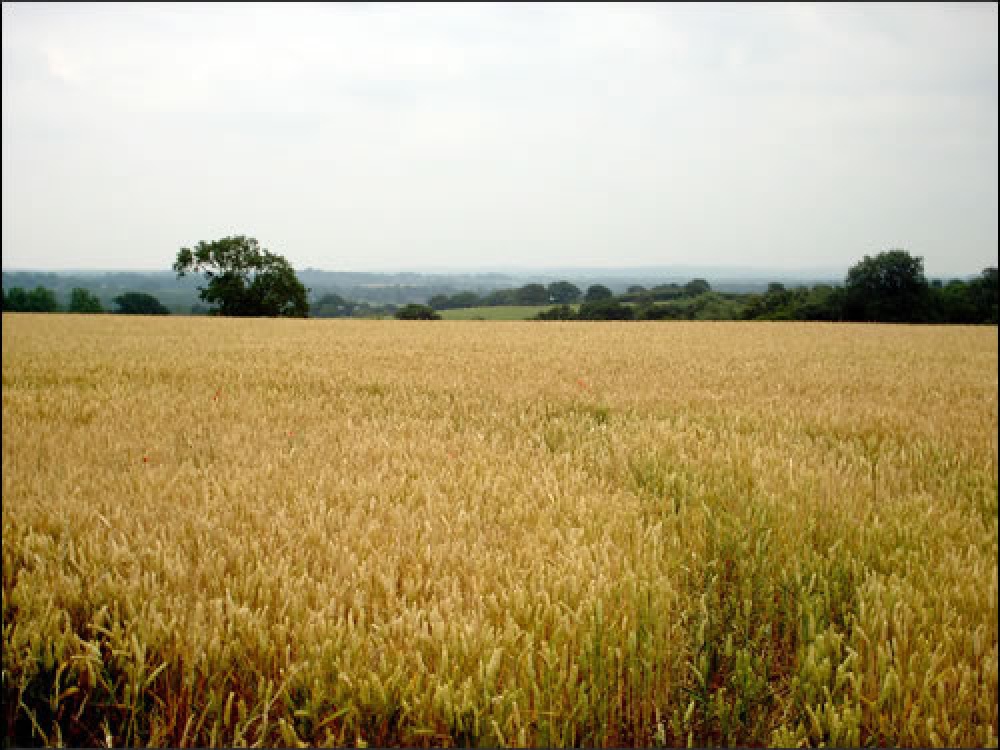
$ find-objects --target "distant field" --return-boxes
[3,315,997,748]
[438,305,560,320]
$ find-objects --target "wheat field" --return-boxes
[2,314,997,748]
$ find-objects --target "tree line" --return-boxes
[424,278,717,310]
[2,287,170,315]
[395,251,997,324]
[3,238,997,324]
[533,251,995,324]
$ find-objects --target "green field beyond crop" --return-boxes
[438,305,564,320]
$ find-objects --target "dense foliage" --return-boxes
[2,286,60,312]
[394,303,441,320]
[68,287,104,314]
[113,292,170,315]
[174,236,309,318]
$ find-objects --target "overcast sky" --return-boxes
[2,2,997,275]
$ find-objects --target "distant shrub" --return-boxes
[69,287,104,314]
[535,304,577,321]
[394,304,441,320]
[577,299,634,321]
[113,292,170,315]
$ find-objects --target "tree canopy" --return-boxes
[114,292,170,315]
[517,283,550,305]
[845,250,929,322]
[684,279,712,296]
[174,236,309,317]
[69,287,104,313]
[548,281,582,304]
[584,284,613,302]
[2,286,59,312]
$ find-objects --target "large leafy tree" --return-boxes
[967,267,998,324]
[173,236,309,317]
[845,249,930,322]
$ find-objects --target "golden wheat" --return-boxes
[2,314,997,747]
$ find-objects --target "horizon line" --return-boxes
[2,264,993,280]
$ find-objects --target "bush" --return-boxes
[535,305,578,321]
[577,300,634,321]
[394,304,441,320]
[636,303,684,321]
[113,292,170,315]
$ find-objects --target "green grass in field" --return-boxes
[438,305,570,320]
